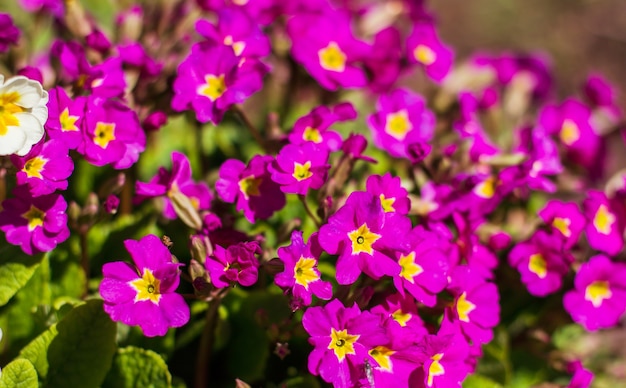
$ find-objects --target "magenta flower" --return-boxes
[447,266,500,345]
[45,87,86,150]
[364,27,403,93]
[19,0,64,17]
[406,23,453,83]
[367,88,436,158]
[366,173,410,215]
[392,226,449,307]
[566,360,593,388]
[583,191,624,256]
[318,191,411,285]
[274,231,332,309]
[288,11,370,91]
[117,43,162,77]
[514,125,563,193]
[51,40,126,98]
[172,43,267,124]
[538,200,586,249]
[563,255,626,331]
[195,7,270,59]
[11,139,74,196]
[99,235,190,337]
[135,151,212,220]
[409,323,471,388]
[453,92,499,162]
[0,187,69,255]
[288,102,356,152]
[205,241,261,288]
[539,98,603,172]
[303,299,388,388]
[370,293,428,345]
[268,142,330,195]
[77,96,146,169]
[508,230,573,296]
[215,155,286,222]
[0,14,20,53]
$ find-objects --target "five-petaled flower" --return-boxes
[99,234,190,337]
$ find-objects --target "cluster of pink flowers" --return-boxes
[2,0,626,386]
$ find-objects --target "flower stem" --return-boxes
[232,104,268,153]
[195,297,222,388]
[298,195,321,227]
[79,230,89,298]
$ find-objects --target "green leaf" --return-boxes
[18,326,58,379]
[463,374,504,388]
[0,245,45,307]
[102,346,173,388]
[0,358,38,388]
[45,299,117,388]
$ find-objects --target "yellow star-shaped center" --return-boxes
[348,223,381,256]
[129,268,162,304]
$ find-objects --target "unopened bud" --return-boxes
[169,191,203,230]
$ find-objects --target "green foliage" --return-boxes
[102,346,173,388]
[45,300,117,388]
[0,359,38,388]
[0,245,45,307]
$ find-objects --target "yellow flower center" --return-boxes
[94,122,116,148]
[385,110,413,141]
[427,353,445,387]
[552,217,572,238]
[238,175,262,199]
[60,108,80,132]
[560,119,580,145]
[23,156,47,179]
[456,292,476,322]
[399,252,423,283]
[318,42,347,72]
[369,346,395,372]
[528,253,547,279]
[198,74,227,101]
[303,127,322,143]
[328,328,359,362]
[474,176,497,199]
[22,205,45,231]
[391,308,412,327]
[129,268,162,304]
[292,161,313,181]
[379,194,395,213]
[223,35,246,56]
[413,45,436,66]
[593,204,615,235]
[294,256,319,289]
[584,280,612,308]
[0,91,24,136]
[348,223,381,255]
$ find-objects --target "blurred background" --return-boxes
[432,0,626,107]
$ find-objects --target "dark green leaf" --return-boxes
[102,346,172,388]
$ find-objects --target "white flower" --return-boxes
[0,75,49,156]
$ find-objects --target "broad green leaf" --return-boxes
[18,326,58,379]
[45,299,117,388]
[102,346,172,388]
[0,358,38,388]
[0,245,45,307]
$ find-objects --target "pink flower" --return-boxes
[288,10,370,91]
[172,43,267,124]
[367,88,435,158]
[538,200,586,249]
[274,231,332,309]
[583,191,624,256]
[0,187,69,255]
[45,87,85,150]
[0,14,20,53]
[215,155,286,223]
[366,173,410,215]
[303,299,388,387]
[99,235,190,337]
[205,241,261,288]
[288,102,355,152]
[11,139,74,196]
[406,23,454,83]
[318,191,411,285]
[269,142,330,195]
[563,255,626,331]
